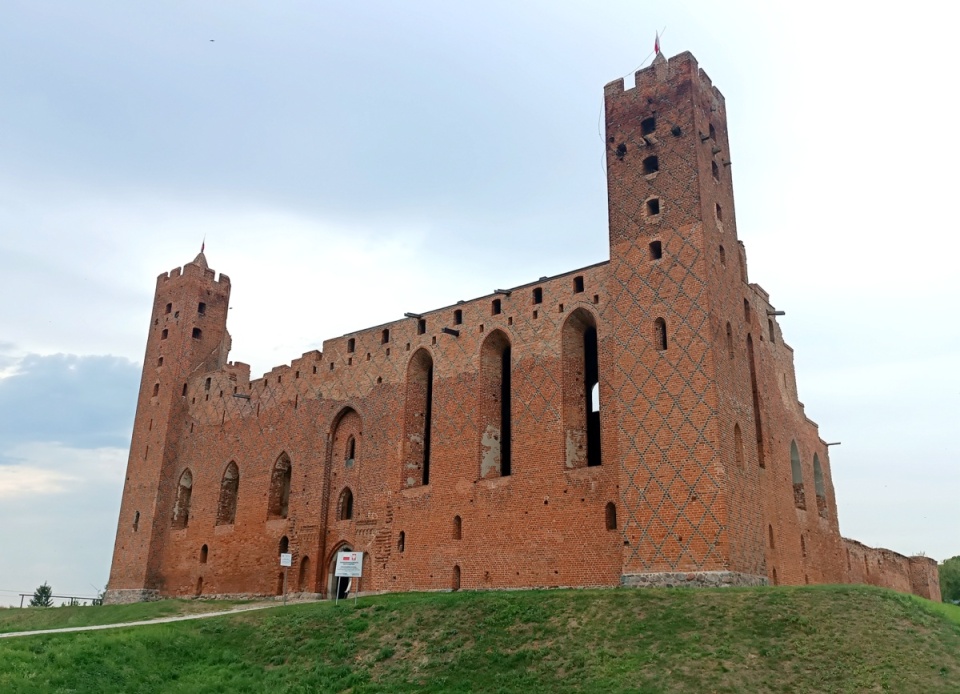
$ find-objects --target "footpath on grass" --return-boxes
[0,601,290,639]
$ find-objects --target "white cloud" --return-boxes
[0,465,76,498]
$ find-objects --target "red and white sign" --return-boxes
[335,551,363,578]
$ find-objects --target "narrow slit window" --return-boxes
[347,338,355,353]
[453,515,462,540]
[573,276,584,293]
[647,198,660,216]
[338,488,353,521]
[204,377,211,391]
[654,318,668,351]
[200,544,208,564]
[709,123,717,141]
[165,303,172,314]
[747,334,765,467]
[197,302,206,315]
[649,240,663,260]
[153,383,160,397]
[157,356,164,367]
[397,531,405,552]
[161,329,168,340]
[532,287,543,304]
[492,299,501,315]
[768,318,776,344]
[192,327,202,339]
[642,155,659,174]
[417,318,426,335]
[345,436,356,468]
[381,329,390,344]
[712,160,720,181]
[182,383,188,396]
[719,245,726,266]
[734,424,744,468]
[605,502,617,530]
[715,203,723,222]
[744,299,751,323]
[453,309,463,325]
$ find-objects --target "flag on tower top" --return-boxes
[654,32,660,55]
[201,239,205,253]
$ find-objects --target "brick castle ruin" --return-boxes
[105,51,941,604]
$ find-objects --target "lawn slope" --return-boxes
[1,585,958,693]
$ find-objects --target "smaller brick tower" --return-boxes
[105,252,231,603]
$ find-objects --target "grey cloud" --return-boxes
[0,353,139,451]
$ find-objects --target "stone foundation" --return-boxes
[620,571,769,589]
[103,588,160,605]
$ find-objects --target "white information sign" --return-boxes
[335,551,363,578]
[279,552,292,567]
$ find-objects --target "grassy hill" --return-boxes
[1,585,958,693]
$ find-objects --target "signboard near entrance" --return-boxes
[335,551,363,577]
[279,553,292,567]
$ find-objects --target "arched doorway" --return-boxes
[328,545,353,599]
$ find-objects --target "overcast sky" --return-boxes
[1,1,957,605]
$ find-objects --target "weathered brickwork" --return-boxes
[105,51,940,604]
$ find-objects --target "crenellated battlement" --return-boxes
[604,51,725,106]
[156,254,230,288]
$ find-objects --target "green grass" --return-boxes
[1,585,958,693]
[0,599,250,634]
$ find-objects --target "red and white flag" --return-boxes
[654,32,660,55]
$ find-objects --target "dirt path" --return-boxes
[0,601,293,639]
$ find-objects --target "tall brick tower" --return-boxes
[603,51,766,586]
[105,252,232,603]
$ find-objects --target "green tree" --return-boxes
[29,582,53,608]
[940,556,960,603]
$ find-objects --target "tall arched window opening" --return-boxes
[813,454,828,518]
[562,309,601,469]
[453,515,462,540]
[216,461,240,526]
[791,441,806,509]
[172,469,193,529]
[268,453,292,519]
[403,349,434,487]
[746,335,765,468]
[479,330,512,478]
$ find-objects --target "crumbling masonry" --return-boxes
[105,51,941,604]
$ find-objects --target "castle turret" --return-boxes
[105,252,231,603]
